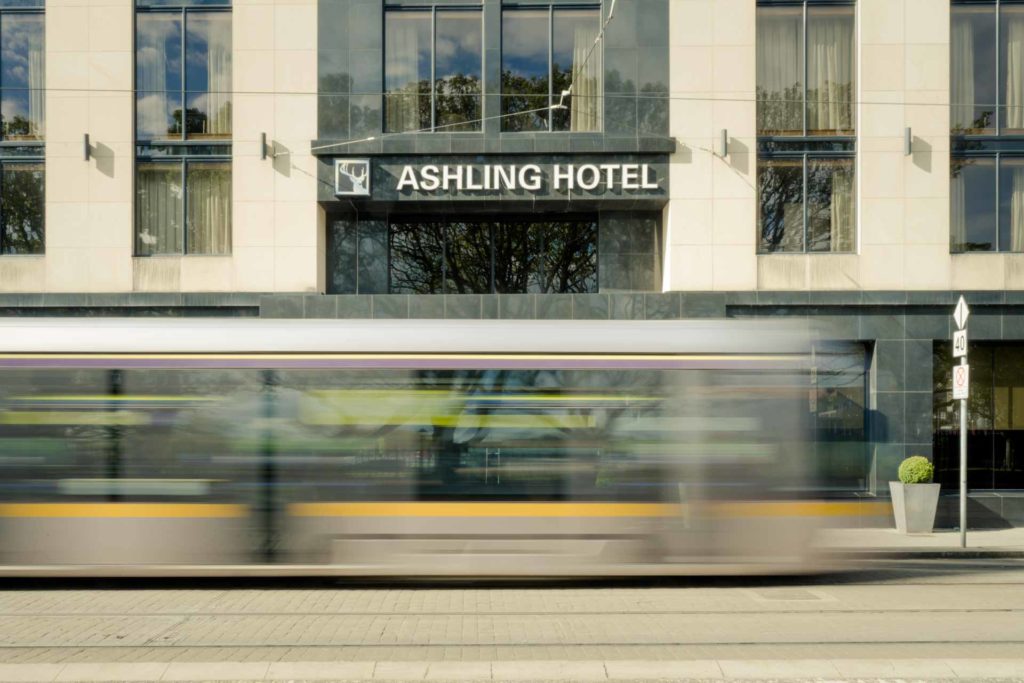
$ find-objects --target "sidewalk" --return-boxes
[817,527,1024,558]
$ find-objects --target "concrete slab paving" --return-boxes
[425,662,492,680]
[603,659,724,679]
[831,657,958,678]
[490,660,607,680]
[716,659,843,679]
[265,661,376,680]
[0,663,64,682]
[161,661,271,681]
[372,661,430,680]
[54,662,169,681]
[946,659,1024,678]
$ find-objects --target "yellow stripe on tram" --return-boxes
[289,500,893,519]
[0,353,800,362]
[289,502,685,518]
[0,503,248,519]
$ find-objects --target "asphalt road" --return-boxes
[1,559,1023,680]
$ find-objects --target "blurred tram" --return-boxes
[0,318,852,576]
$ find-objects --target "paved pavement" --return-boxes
[2,559,1024,681]
[819,527,1024,556]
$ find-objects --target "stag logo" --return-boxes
[334,159,371,196]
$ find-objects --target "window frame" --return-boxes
[950,0,1024,139]
[950,150,1024,253]
[500,3,603,134]
[382,4,484,134]
[756,0,857,254]
[0,4,45,255]
[135,152,232,256]
[386,216,600,295]
[756,0,857,139]
[134,2,232,257]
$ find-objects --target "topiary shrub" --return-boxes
[898,456,934,484]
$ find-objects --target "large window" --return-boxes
[135,1,231,256]
[950,2,1024,253]
[384,8,482,133]
[0,1,44,255]
[501,6,602,133]
[935,342,1024,489]
[389,218,598,294]
[951,1,1024,135]
[756,1,856,254]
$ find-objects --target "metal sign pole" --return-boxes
[952,295,970,549]
[960,356,967,549]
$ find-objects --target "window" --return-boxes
[0,1,44,255]
[384,8,482,133]
[951,1,1024,135]
[950,2,1024,253]
[389,218,598,294]
[135,1,231,255]
[501,6,602,133]
[756,0,856,253]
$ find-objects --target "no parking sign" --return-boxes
[952,363,970,400]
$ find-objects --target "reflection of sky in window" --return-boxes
[436,11,481,82]
[185,12,231,93]
[552,10,598,76]
[136,14,183,91]
[385,12,431,91]
[1,14,43,90]
[503,10,548,80]
[962,159,997,250]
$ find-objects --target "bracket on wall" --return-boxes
[719,129,729,158]
[905,127,912,156]
[84,133,91,161]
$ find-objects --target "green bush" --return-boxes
[898,456,934,484]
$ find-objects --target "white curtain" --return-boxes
[830,164,855,252]
[28,40,44,138]
[570,24,601,132]
[757,10,802,133]
[205,16,232,137]
[385,15,424,133]
[187,164,231,254]
[1010,164,1024,252]
[951,168,967,250]
[1005,12,1024,131]
[137,20,170,139]
[807,11,854,134]
[136,165,182,255]
[951,16,977,131]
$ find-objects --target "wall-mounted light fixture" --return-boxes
[905,127,913,156]
[84,133,90,161]
[261,132,268,160]
[719,129,729,158]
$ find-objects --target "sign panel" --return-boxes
[335,159,371,196]
[953,364,970,400]
[954,295,970,330]
[953,329,968,358]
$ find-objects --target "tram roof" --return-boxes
[0,318,815,355]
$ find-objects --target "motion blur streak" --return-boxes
[0,319,870,576]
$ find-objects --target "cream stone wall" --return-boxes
[663,0,1003,292]
[665,0,758,291]
[2,0,320,294]
[9,0,137,293]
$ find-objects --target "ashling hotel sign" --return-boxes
[333,158,664,198]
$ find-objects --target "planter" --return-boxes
[889,481,941,534]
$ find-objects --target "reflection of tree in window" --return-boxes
[1,164,44,254]
[445,222,492,294]
[542,221,598,293]
[758,158,804,252]
[390,223,445,294]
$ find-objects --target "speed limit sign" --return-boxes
[953,329,968,358]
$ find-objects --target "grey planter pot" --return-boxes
[889,482,941,534]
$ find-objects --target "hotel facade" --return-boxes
[2,0,1024,523]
